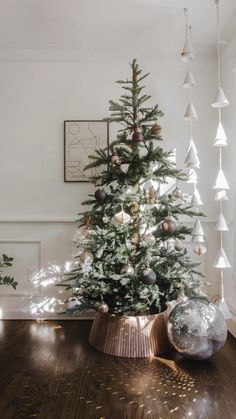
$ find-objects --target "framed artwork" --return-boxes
[64,120,109,182]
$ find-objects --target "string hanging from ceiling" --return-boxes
[181,8,206,257]
[212,0,231,319]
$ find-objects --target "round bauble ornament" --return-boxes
[114,210,131,225]
[151,123,162,136]
[167,298,227,360]
[140,268,156,285]
[175,240,184,252]
[193,245,207,256]
[132,130,144,143]
[97,301,109,313]
[142,233,156,247]
[82,225,93,239]
[94,188,106,202]
[162,219,176,234]
[172,187,183,199]
[79,251,93,264]
[121,263,134,275]
[111,153,121,166]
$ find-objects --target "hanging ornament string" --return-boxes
[181,9,205,251]
[212,0,231,319]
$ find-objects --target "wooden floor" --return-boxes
[0,321,235,419]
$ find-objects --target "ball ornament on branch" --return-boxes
[97,301,109,313]
[132,130,144,143]
[151,123,162,136]
[111,153,121,166]
[142,233,156,247]
[121,263,134,275]
[114,210,131,225]
[175,240,184,252]
[79,251,93,264]
[94,188,106,202]
[172,187,183,199]
[162,219,176,234]
[140,268,156,285]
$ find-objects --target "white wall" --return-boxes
[0,51,223,318]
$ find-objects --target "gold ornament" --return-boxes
[131,203,140,215]
[79,251,93,264]
[114,210,131,225]
[193,245,207,256]
[148,186,156,204]
[151,123,162,136]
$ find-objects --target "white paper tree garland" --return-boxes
[212,0,231,319]
[181,9,205,253]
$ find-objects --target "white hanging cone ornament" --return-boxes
[215,212,229,231]
[211,86,229,108]
[184,102,198,120]
[181,30,195,62]
[191,187,203,206]
[185,146,200,168]
[213,169,229,190]
[214,189,228,201]
[187,169,198,184]
[186,138,197,154]
[183,70,196,88]
[192,218,204,236]
[214,247,231,269]
[214,122,227,147]
[218,299,232,320]
[192,234,205,243]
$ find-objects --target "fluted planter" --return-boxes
[89,309,171,358]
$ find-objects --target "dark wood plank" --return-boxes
[0,320,235,419]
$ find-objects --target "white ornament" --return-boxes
[214,247,231,269]
[214,190,228,201]
[192,235,205,243]
[191,187,203,206]
[114,210,131,225]
[187,169,198,184]
[184,102,198,120]
[192,218,204,236]
[213,169,229,190]
[212,86,229,108]
[214,122,227,147]
[185,146,200,169]
[183,70,196,88]
[181,29,195,62]
[142,233,156,247]
[126,240,133,250]
[215,212,228,231]
[121,263,134,275]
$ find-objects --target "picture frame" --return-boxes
[64,120,109,182]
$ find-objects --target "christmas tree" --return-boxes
[62,59,204,316]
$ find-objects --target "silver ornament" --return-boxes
[142,233,156,247]
[175,240,184,251]
[79,251,93,264]
[121,263,134,275]
[167,298,227,360]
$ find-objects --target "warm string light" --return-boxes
[181,9,205,254]
[212,0,231,319]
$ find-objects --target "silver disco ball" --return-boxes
[167,298,227,360]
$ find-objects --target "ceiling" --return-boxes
[0,0,235,56]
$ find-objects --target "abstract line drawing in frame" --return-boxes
[64,120,109,182]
